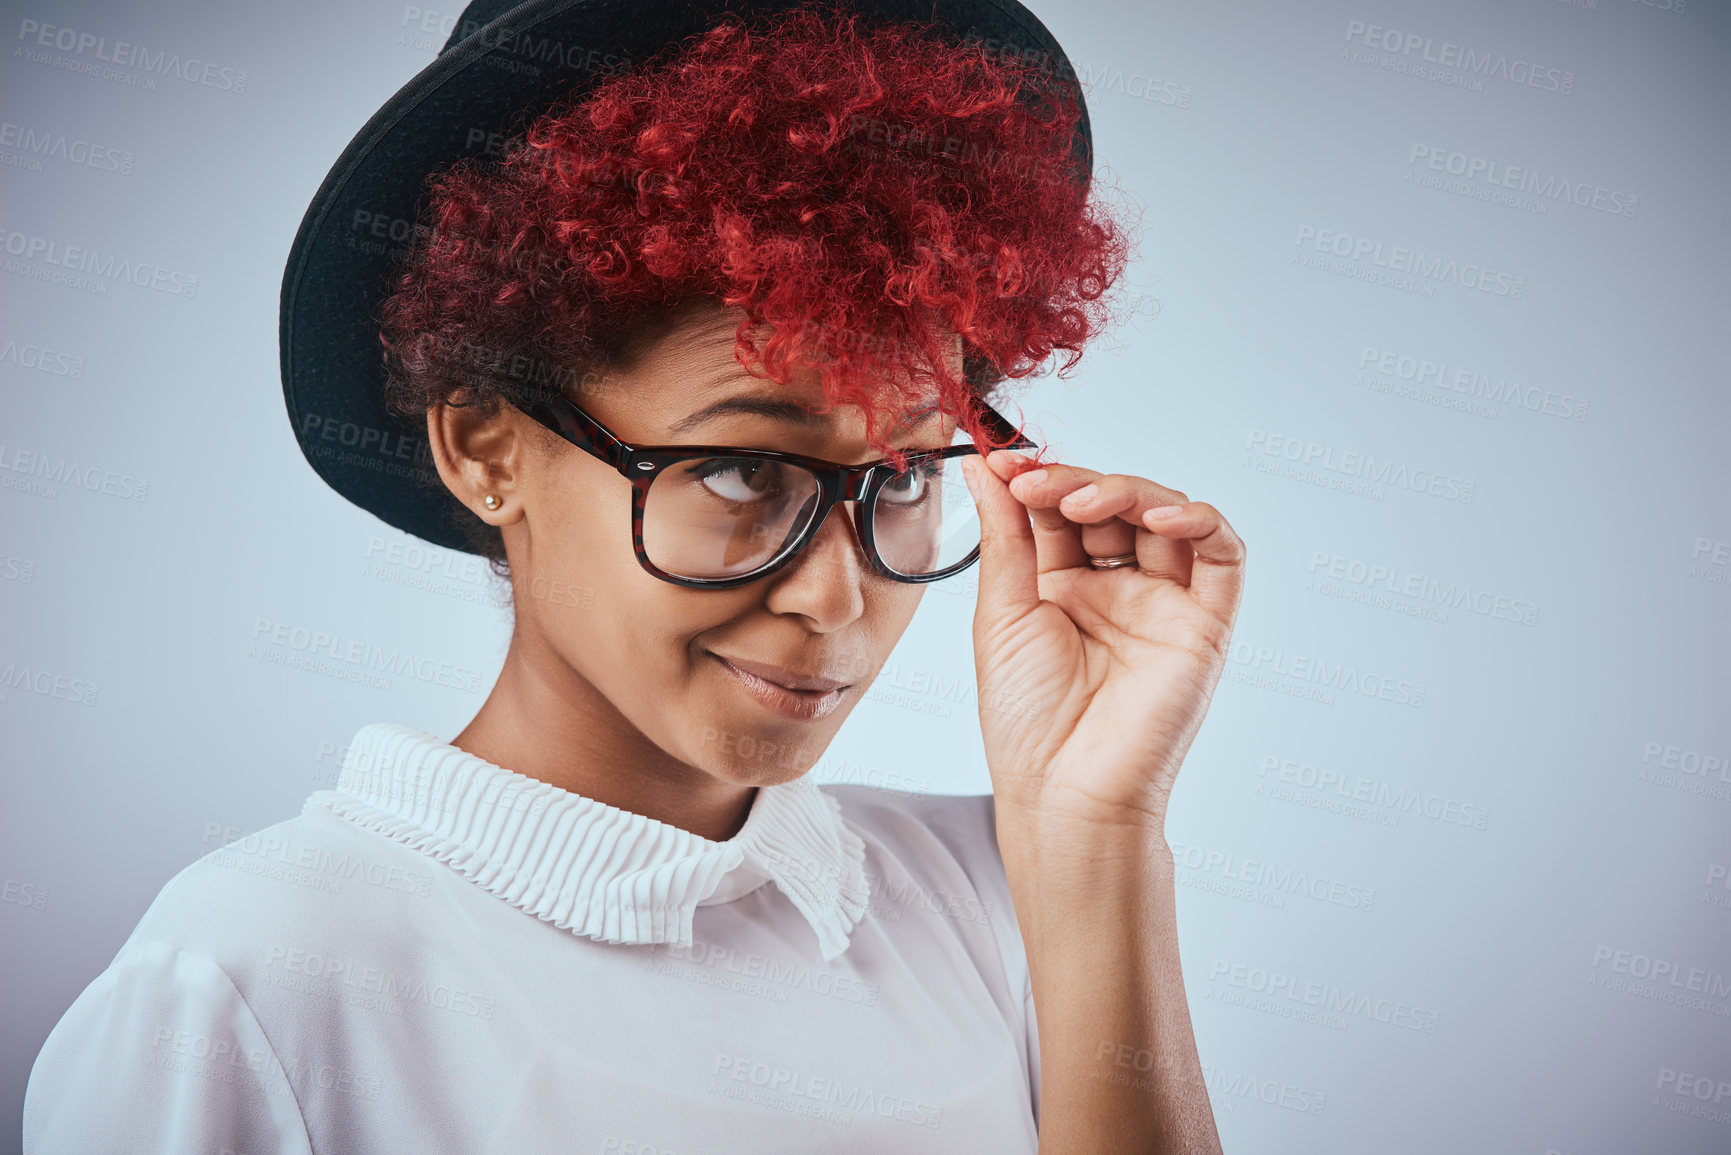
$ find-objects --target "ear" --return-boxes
[425,397,527,524]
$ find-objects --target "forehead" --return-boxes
[600,300,960,436]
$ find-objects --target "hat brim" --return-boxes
[279,0,1093,555]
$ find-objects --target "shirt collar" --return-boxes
[305,723,871,962]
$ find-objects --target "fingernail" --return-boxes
[1013,468,1048,489]
[999,451,1033,467]
[961,457,980,499]
[1064,483,1098,506]
[1144,505,1181,521]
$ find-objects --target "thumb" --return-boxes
[962,454,1040,625]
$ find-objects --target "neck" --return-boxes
[450,629,756,843]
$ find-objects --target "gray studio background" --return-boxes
[2,0,1728,1152]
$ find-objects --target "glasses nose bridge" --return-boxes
[797,469,876,570]
[834,461,877,503]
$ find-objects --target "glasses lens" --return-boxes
[642,456,822,580]
[870,453,981,578]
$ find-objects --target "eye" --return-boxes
[880,460,941,505]
[693,458,785,503]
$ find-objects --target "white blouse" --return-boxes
[23,723,1041,1153]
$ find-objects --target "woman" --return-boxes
[24,2,1242,1152]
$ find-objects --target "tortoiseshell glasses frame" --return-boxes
[506,389,1037,590]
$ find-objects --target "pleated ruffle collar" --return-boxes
[305,723,870,962]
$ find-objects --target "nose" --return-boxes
[762,499,868,629]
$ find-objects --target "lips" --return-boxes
[708,653,852,693]
[705,652,853,723]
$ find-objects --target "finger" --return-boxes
[1062,486,1194,584]
[982,449,1045,483]
[989,453,1098,573]
[1058,475,1198,584]
[1142,501,1246,619]
[961,455,1041,623]
[1014,465,1192,579]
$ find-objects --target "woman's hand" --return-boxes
[960,448,1246,837]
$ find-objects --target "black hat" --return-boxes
[279,0,1093,555]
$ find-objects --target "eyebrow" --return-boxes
[667,396,824,434]
[667,395,943,436]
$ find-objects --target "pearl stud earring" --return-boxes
[483,494,501,510]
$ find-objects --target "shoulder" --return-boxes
[819,785,1020,941]
[122,800,441,985]
[23,822,335,1155]
[23,932,315,1154]
[819,786,1035,1072]
[820,784,1004,878]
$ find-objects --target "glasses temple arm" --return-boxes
[514,393,634,470]
[970,396,1039,452]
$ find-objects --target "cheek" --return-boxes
[515,486,622,616]
[515,481,749,678]
[520,524,721,667]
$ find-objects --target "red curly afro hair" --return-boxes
[377,0,1135,567]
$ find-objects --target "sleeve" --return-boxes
[956,793,1043,1133]
[1023,967,1041,1130]
[23,937,313,1155]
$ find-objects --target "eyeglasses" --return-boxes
[506,388,1037,589]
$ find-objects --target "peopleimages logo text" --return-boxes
[1295,226,1525,299]
[1408,145,1636,219]
[248,618,483,693]
[1343,20,1574,94]
[15,19,249,93]
[1246,429,1476,503]
[0,121,134,174]
[1209,958,1442,1033]
[0,227,198,297]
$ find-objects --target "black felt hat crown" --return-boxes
[278,0,1092,554]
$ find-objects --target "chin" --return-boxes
[691,713,836,784]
